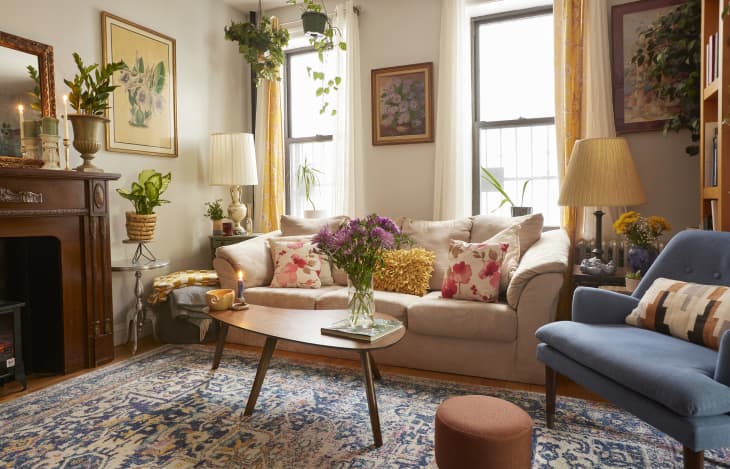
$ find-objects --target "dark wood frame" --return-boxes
[0,31,55,118]
[611,0,685,133]
[101,11,178,157]
[371,62,434,145]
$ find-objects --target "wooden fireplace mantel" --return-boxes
[0,167,120,373]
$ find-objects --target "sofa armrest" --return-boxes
[571,286,639,324]
[506,228,569,308]
[714,331,730,386]
[213,230,281,289]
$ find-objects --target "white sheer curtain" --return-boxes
[579,0,622,243]
[334,1,364,217]
[432,0,471,220]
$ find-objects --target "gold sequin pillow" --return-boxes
[374,248,436,296]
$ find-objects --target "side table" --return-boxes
[0,301,26,390]
[572,265,626,288]
[112,259,170,354]
[209,233,261,259]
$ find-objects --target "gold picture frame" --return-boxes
[102,12,178,157]
[371,62,434,145]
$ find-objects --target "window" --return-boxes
[472,6,558,226]
[284,47,337,217]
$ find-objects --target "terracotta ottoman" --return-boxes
[434,395,533,468]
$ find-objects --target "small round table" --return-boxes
[111,259,169,354]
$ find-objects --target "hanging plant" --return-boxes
[631,0,700,156]
[286,0,347,115]
[224,15,290,86]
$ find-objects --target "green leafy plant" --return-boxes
[631,0,700,156]
[480,167,531,210]
[26,65,41,113]
[297,159,322,211]
[204,199,224,220]
[116,169,172,215]
[625,270,642,280]
[286,0,347,115]
[224,16,290,87]
[64,52,125,116]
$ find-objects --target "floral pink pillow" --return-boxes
[269,240,322,288]
[441,240,506,302]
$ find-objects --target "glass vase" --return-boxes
[348,273,375,328]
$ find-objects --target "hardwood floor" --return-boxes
[0,338,603,404]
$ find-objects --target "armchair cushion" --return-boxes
[536,321,730,417]
[626,277,730,350]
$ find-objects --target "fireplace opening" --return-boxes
[0,236,63,374]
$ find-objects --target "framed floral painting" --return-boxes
[611,0,684,134]
[102,12,178,157]
[371,62,434,145]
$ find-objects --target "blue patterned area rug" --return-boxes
[1,344,729,468]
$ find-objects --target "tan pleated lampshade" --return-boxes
[209,132,258,186]
[559,137,647,207]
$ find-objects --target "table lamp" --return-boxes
[209,132,258,234]
[558,137,646,274]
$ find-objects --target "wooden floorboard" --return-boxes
[0,339,603,404]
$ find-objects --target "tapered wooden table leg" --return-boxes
[244,336,278,416]
[360,350,383,447]
[545,366,557,429]
[369,353,382,381]
[211,322,229,370]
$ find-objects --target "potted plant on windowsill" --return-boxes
[64,52,124,172]
[117,169,172,241]
[480,167,532,217]
[625,270,641,293]
[204,198,225,235]
[286,0,346,115]
[224,16,290,87]
[297,159,325,218]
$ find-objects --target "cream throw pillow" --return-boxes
[626,277,730,350]
[269,239,322,288]
[470,213,543,258]
[482,224,520,294]
[279,214,348,236]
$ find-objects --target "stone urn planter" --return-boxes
[68,114,108,173]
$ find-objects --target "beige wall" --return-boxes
[2,0,250,344]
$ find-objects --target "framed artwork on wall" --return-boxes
[611,0,684,134]
[102,11,178,157]
[371,62,434,145]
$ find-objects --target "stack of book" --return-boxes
[321,318,403,342]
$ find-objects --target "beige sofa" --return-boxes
[213,214,570,384]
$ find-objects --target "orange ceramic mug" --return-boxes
[206,289,235,311]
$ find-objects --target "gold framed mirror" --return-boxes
[0,31,55,117]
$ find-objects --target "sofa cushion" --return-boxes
[374,248,435,296]
[280,214,348,236]
[470,213,543,257]
[536,321,730,417]
[626,277,730,350]
[407,291,517,341]
[245,285,341,309]
[269,239,322,289]
[315,289,420,323]
[441,240,505,302]
[402,217,473,291]
[485,225,520,294]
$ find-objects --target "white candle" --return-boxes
[18,105,24,139]
[62,95,69,138]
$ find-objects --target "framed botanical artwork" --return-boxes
[371,62,434,145]
[611,0,684,134]
[102,12,178,157]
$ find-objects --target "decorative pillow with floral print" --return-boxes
[441,240,506,302]
[269,240,322,288]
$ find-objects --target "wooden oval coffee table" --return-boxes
[208,305,406,447]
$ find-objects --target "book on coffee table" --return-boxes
[321,318,404,342]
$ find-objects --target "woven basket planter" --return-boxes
[125,212,157,241]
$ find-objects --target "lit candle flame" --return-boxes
[237,270,243,281]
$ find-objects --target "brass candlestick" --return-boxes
[63,138,70,170]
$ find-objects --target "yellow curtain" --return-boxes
[554,0,584,319]
[255,79,285,233]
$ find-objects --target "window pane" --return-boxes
[288,141,336,216]
[289,51,335,138]
[478,13,554,121]
[477,124,559,226]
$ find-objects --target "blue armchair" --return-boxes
[536,230,730,469]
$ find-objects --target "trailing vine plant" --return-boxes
[631,0,700,156]
[224,16,290,86]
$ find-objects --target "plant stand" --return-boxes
[123,239,157,264]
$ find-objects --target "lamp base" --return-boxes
[579,257,616,276]
[228,201,247,235]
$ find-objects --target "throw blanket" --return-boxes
[148,270,219,304]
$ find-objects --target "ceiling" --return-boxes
[224,0,285,13]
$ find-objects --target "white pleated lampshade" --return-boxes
[559,137,647,207]
[209,132,258,186]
